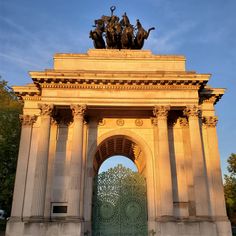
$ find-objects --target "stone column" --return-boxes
[31,104,53,219]
[44,118,58,219]
[67,104,86,220]
[10,115,37,220]
[179,118,196,216]
[183,105,210,217]
[202,116,227,217]
[153,106,173,217]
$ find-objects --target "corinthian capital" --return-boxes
[70,104,86,119]
[179,117,189,127]
[183,105,200,118]
[38,104,54,116]
[202,116,218,127]
[20,114,37,126]
[153,106,170,119]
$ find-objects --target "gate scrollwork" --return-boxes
[92,164,148,236]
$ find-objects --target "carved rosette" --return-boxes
[20,114,37,126]
[98,119,106,126]
[38,104,53,116]
[179,117,189,127]
[183,105,200,118]
[70,104,87,119]
[116,119,124,126]
[202,116,218,127]
[153,106,170,120]
[135,119,143,126]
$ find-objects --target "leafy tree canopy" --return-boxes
[0,79,22,216]
[224,153,236,226]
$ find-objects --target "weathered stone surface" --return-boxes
[7,50,231,236]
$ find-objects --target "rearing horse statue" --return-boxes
[89,19,106,49]
[134,19,155,49]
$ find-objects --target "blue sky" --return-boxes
[0,0,235,175]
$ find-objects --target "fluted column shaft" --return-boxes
[184,105,209,216]
[31,104,53,218]
[11,115,37,219]
[67,104,86,219]
[202,116,227,217]
[153,106,173,217]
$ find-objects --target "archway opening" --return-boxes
[92,135,148,236]
[93,135,146,176]
[98,155,138,173]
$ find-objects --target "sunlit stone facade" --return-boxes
[6,50,231,236]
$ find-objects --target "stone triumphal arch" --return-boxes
[6,49,232,236]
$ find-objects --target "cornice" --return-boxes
[30,70,210,81]
[29,70,210,89]
[13,83,41,100]
[39,83,201,90]
[199,87,225,105]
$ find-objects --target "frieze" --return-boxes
[202,116,218,127]
[19,114,37,126]
[38,104,54,116]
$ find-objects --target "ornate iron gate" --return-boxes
[92,164,148,236]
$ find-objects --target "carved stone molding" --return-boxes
[153,106,170,119]
[135,119,143,126]
[202,116,218,127]
[70,104,86,119]
[20,114,37,126]
[116,119,124,126]
[183,105,200,118]
[179,117,189,127]
[151,117,158,126]
[38,104,53,116]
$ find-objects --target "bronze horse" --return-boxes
[89,19,106,49]
[134,20,155,49]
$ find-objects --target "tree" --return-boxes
[0,79,22,216]
[224,153,236,226]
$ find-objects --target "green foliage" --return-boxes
[0,79,22,216]
[224,153,236,226]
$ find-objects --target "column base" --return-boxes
[6,221,83,236]
[150,218,232,236]
[6,218,232,236]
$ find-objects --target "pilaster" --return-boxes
[179,117,196,216]
[202,116,227,218]
[67,104,86,220]
[183,105,210,217]
[153,106,173,218]
[10,115,37,220]
[31,104,53,218]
